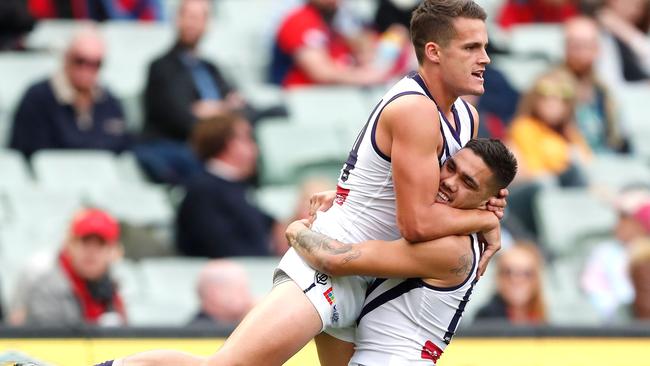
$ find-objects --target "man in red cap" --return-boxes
[22,208,126,326]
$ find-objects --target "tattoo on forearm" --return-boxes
[450,254,472,277]
[291,229,361,264]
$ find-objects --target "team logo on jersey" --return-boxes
[331,305,340,324]
[421,340,443,363]
[315,272,329,285]
[323,287,335,305]
[335,185,350,205]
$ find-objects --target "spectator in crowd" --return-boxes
[373,0,418,33]
[189,260,254,328]
[630,239,650,319]
[138,0,270,185]
[270,0,388,88]
[497,0,579,29]
[508,69,591,185]
[582,188,650,321]
[9,25,131,159]
[22,209,126,327]
[596,0,650,85]
[176,113,282,258]
[475,242,547,325]
[558,16,629,154]
[28,0,164,21]
[0,0,36,50]
[505,69,591,237]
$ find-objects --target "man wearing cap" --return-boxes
[22,208,126,326]
[581,187,650,322]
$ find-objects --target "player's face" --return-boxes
[436,149,495,209]
[437,17,490,96]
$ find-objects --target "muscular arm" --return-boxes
[382,96,497,243]
[287,221,472,282]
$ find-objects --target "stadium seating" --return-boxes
[24,20,81,51]
[254,184,299,222]
[508,24,565,62]
[31,149,123,194]
[286,87,369,128]
[136,257,209,325]
[256,121,348,184]
[585,154,650,191]
[0,149,32,190]
[533,187,616,258]
[491,55,551,92]
[229,256,280,299]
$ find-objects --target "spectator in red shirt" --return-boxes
[497,0,578,29]
[28,0,163,21]
[270,0,386,88]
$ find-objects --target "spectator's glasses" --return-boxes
[71,55,103,70]
[498,267,535,279]
[535,79,574,100]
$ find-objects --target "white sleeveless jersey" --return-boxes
[349,233,481,366]
[313,72,476,244]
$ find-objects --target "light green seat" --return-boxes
[254,184,299,222]
[491,55,551,92]
[31,149,122,193]
[0,149,32,190]
[86,184,173,226]
[534,187,616,258]
[617,84,650,132]
[24,20,80,51]
[585,154,650,191]
[136,257,209,325]
[286,86,369,129]
[230,256,281,299]
[508,24,565,62]
[2,185,83,227]
[0,52,57,112]
[256,121,348,184]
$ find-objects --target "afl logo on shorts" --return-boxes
[315,272,329,285]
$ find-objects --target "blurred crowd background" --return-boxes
[1,0,650,332]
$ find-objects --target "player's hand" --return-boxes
[285,219,312,246]
[308,190,337,222]
[486,188,508,220]
[477,224,501,278]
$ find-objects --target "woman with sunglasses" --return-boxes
[475,242,547,325]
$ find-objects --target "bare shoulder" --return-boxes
[381,94,442,133]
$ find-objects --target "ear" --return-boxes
[424,41,442,63]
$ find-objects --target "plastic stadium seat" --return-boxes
[544,257,601,325]
[616,84,650,132]
[110,259,143,314]
[31,150,122,193]
[136,257,209,325]
[0,149,32,190]
[24,20,81,51]
[117,152,149,185]
[101,21,174,97]
[286,87,370,129]
[256,121,348,184]
[86,184,173,226]
[2,185,83,227]
[508,24,565,62]
[229,256,281,299]
[585,154,650,191]
[491,55,551,92]
[533,187,616,258]
[254,185,299,222]
[0,52,57,111]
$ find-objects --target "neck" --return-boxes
[419,66,456,114]
[207,158,243,181]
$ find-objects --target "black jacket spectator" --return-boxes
[0,0,35,50]
[10,77,130,158]
[176,170,273,258]
[143,45,234,142]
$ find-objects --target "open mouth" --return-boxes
[471,70,484,81]
[436,191,451,204]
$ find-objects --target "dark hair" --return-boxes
[464,138,518,191]
[410,0,487,65]
[191,113,241,162]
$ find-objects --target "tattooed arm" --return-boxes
[286,220,473,284]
